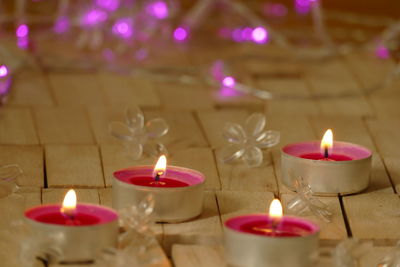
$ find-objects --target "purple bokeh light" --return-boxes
[53,16,70,34]
[0,65,8,78]
[222,76,236,88]
[295,0,312,14]
[376,44,390,59]
[251,27,268,44]
[146,1,169,19]
[16,24,29,38]
[112,18,134,39]
[82,9,108,27]
[173,27,188,42]
[232,28,243,42]
[96,0,120,11]
[263,3,288,17]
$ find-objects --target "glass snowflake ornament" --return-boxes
[109,107,169,160]
[219,113,280,167]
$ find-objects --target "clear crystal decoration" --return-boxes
[332,238,373,267]
[286,176,333,223]
[98,195,164,267]
[219,112,280,167]
[109,107,169,160]
[0,164,23,198]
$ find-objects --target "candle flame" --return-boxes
[320,129,333,155]
[154,155,167,177]
[61,189,77,218]
[269,198,283,219]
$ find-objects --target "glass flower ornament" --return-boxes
[220,113,280,167]
[333,238,373,267]
[378,241,400,267]
[109,107,169,160]
[98,195,164,267]
[287,175,333,223]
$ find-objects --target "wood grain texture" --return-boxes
[34,108,94,145]
[8,71,54,107]
[0,145,44,187]
[343,193,400,245]
[97,73,161,108]
[45,145,105,188]
[366,118,400,157]
[162,192,222,255]
[172,245,226,267]
[47,73,105,106]
[0,108,39,145]
[154,82,214,110]
[215,151,277,193]
[42,188,100,204]
[383,156,400,193]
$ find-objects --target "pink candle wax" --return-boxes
[225,214,319,238]
[25,204,118,226]
[283,141,371,162]
[114,166,203,188]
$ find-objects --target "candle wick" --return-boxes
[324,147,329,158]
[154,171,163,182]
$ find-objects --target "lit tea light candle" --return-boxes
[281,129,372,195]
[24,189,119,262]
[112,155,205,222]
[224,199,319,267]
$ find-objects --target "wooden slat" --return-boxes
[259,78,320,116]
[145,111,208,149]
[172,245,226,267]
[217,191,274,219]
[97,73,160,108]
[0,108,39,145]
[368,95,400,118]
[344,52,395,89]
[0,145,44,187]
[383,157,400,193]
[8,71,54,107]
[281,194,347,245]
[42,188,100,204]
[197,110,249,149]
[47,73,105,106]
[154,82,214,110]
[366,118,400,157]
[34,108,94,145]
[162,192,222,255]
[45,145,105,188]
[343,193,400,245]
[215,150,278,193]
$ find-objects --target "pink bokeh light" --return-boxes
[146,1,169,19]
[222,76,236,88]
[376,44,390,59]
[96,0,120,11]
[173,27,188,42]
[82,9,108,27]
[16,24,29,38]
[53,16,70,34]
[0,65,8,78]
[251,27,268,44]
[112,18,134,39]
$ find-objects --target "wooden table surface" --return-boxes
[1,23,400,266]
